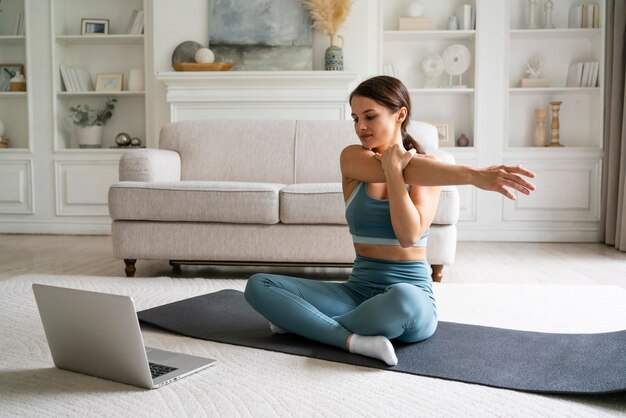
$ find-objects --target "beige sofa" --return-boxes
[108,120,459,280]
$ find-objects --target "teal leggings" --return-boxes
[244,255,438,350]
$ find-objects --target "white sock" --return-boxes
[269,322,289,334]
[348,334,398,366]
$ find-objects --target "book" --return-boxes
[581,5,589,28]
[580,62,592,87]
[457,4,474,30]
[59,65,72,92]
[125,10,139,34]
[593,3,600,28]
[76,68,94,91]
[590,61,599,87]
[398,16,432,31]
[566,62,583,87]
[15,12,24,36]
[568,5,583,28]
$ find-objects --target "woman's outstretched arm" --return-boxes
[340,144,536,200]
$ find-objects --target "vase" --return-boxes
[325,35,344,71]
[75,125,104,148]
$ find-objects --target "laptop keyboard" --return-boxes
[149,362,178,379]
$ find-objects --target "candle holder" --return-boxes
[547,100,564,147]
[533,108,547,147]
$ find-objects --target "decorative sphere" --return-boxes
[130,137,142,147]
[171,41,203,65]
[195,48,215,64]
[406,1,424,17]
[115,132,131,146]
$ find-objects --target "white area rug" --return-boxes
[1,275,626,417]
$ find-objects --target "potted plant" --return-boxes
[69,98,117,148]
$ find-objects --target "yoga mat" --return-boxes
[137,289,626,395]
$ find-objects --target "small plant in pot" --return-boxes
[69,98,117,148]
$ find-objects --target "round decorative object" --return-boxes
[421,54,444,78]
[406,1,424,17]
[442,44,471,76]
[115,132,131,146]
[171,41,204,65]
[130,137,142,147]
[195,48,215,64]
[456,134,470,147]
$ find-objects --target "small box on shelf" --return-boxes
[398,17,432,31]
[519,78,550,88]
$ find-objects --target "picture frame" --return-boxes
[81,18,109,35]
[427,120,456,148]
[95,73,123,92]
[0,64,24,92]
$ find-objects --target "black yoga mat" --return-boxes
[137,289,626,394]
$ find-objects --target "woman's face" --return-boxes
[350,95,405,152]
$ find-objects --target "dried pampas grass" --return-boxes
[302,0,354,36]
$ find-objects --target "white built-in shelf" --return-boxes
[55,34,144,45]
[383,30,475,42]
[509,87,601,94]
[0,148,31,153]
[54,148,131,154]
[57,91,145,98]
[0,35,26,45]
[504,146,603,156]
[409,88,475,95]
[509,28,602,40]
[0,92,27,98]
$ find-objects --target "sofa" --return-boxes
[108,120,459,281]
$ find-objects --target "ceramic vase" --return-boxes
[76,125,104,148]
[325,35,344,71]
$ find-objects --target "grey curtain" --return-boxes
[601,0,626,251]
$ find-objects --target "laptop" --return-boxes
[32,283,216,389]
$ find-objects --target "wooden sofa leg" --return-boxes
[431,264,443,283]
[124,259,137,277]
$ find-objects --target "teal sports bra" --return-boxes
[344,182,429,247]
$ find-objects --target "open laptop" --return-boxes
[32,283,216,389]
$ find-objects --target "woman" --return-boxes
[244,76,535,366]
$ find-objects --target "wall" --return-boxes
[150,0,376,144]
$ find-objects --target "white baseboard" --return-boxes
[0,220,111,235]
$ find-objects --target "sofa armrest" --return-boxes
[118,149,181,182]
[430,149,456,165]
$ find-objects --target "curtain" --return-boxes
[601,0,626,251]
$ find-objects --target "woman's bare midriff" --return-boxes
[353,243,427,261]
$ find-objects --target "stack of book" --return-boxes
[15,12,25,36]
[568,4,600,28]
[566,61,599,87]
[59,65,94,92]
[125,10,144,35]
[456,4,476,30]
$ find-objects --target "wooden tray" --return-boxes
[172,62,234,72]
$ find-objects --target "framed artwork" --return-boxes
[81,19,109,35]
[95,73,123,92]
[428,120,456,148]
[0,64,24,92]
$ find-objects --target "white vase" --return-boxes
[127,69,144,91]
[75,125,104,148]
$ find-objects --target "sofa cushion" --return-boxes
[159,120,297,184]
[109,181,285,224]
[280,183,346,224]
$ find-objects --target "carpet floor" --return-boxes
[1,274,626,417]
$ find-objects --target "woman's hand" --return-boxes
[474,165,536,200]
[374,144,416,177]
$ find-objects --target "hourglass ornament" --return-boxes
[547,101,564,147]
[420,54,444,88]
